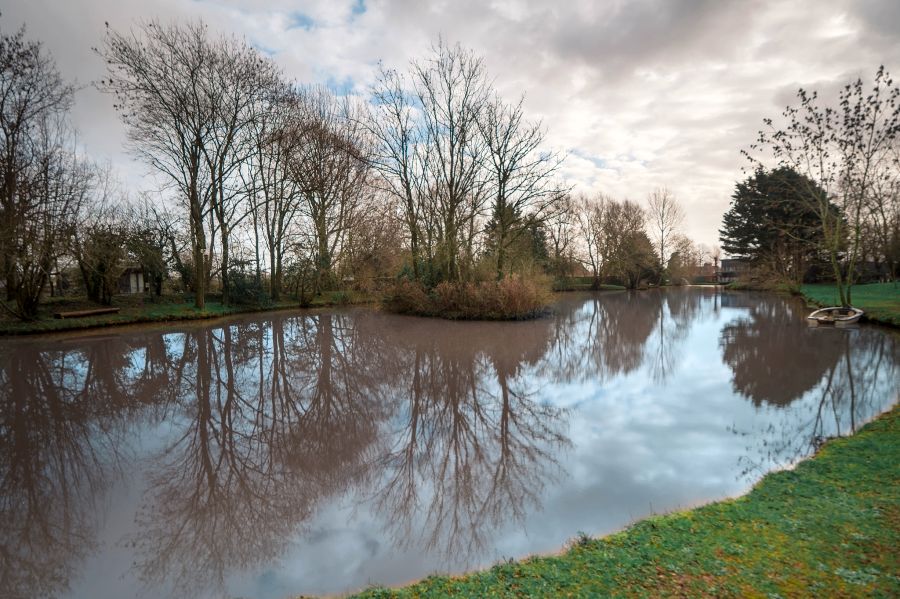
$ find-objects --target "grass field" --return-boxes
[553,276,627,292]
[801,282,900,327]
[348,405,900,598]
[0,291,374,335]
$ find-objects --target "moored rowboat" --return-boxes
[807,306,864,326]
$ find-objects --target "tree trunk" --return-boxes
[220,226,230,305]
[275,252,283,302]
[251,199,261,286]
[314,208,331,294]
[269,244,279,301]
[191,211,206,310]
[496,216,507,281]
[194,242,205,310]
[403,186,421,281]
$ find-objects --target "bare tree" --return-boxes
[382,41,490,281]
[242,84,303,300]
[369,40,570,287]
[0,24,78,317]
[198,34,281,303]
[101,20,286,306]
[545,191,578,280]
[478,94,565,279]
[647,187,684,283]
[574,193,608,287]
[72,168,128,305]
[99,20,217,309]
[342,188,406,289]
[667,233,699,284]
[606,199,654,289]
[747,66,900,306]
[863,141,900,280]
[412,40,491,282]
[367,64,428,280]
[286,86,370,294]
[7,117,89,318]
[125,196,173,297]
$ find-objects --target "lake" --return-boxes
[1,288,897,598]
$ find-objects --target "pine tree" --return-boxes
[719,167,833,282]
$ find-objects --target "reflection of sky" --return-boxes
[260,294,895,597]
[10,290,897,599]
[238,295,892,596]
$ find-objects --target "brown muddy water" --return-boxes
[1,288,897,599]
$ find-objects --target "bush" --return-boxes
[387,279,431,314]
[228,269,271,307]
[386,275,550,320]
[323,290,352,305]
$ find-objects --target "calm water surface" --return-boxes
[1,288,897,598]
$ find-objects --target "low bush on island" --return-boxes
[387,276,551,320]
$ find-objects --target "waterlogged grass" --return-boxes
[0,291,376,336]
[802,282,900,327]
[553,277,627,292]
[350,405,900,598]
[0,299,263,335]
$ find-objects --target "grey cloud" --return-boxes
[548,1,759,77]
[853,0,900,42]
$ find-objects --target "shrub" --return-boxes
[228,269,271,307]
[386,275,550,320]
[325,290,352,305]
[387,279,431,314]
[494,275,549,318]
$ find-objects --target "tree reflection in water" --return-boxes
[0,291,896,599]
[368,316,569,558]
[649,288,704,382]
[541,292,658,382]
[721,296,844,407]
[720,294,899,477]
[130,313,389,594]
[124,310,569,594]
[541,289,706,384]
[0,335,163,599]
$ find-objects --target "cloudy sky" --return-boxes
[2,0,899,247]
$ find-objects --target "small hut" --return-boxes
[118,267,147,294]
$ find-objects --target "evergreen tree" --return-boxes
[719,167,832,282]
[484,204,550,275]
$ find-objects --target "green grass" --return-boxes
[0,291,377,336]
[553,276,627,292]
[349,405,900,598]
[801,282,900,327]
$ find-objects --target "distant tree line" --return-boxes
[1,18,714,321]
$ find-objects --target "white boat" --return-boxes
[807,306,864,326]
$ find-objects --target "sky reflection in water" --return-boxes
[0,288,897,598]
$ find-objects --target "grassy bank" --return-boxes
[0,291,375,336]
[553,276,627,292]
[801,282,900,327]
[350,405,900,598]
[0,278,629,335]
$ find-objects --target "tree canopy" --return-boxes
[719,167,832,282]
